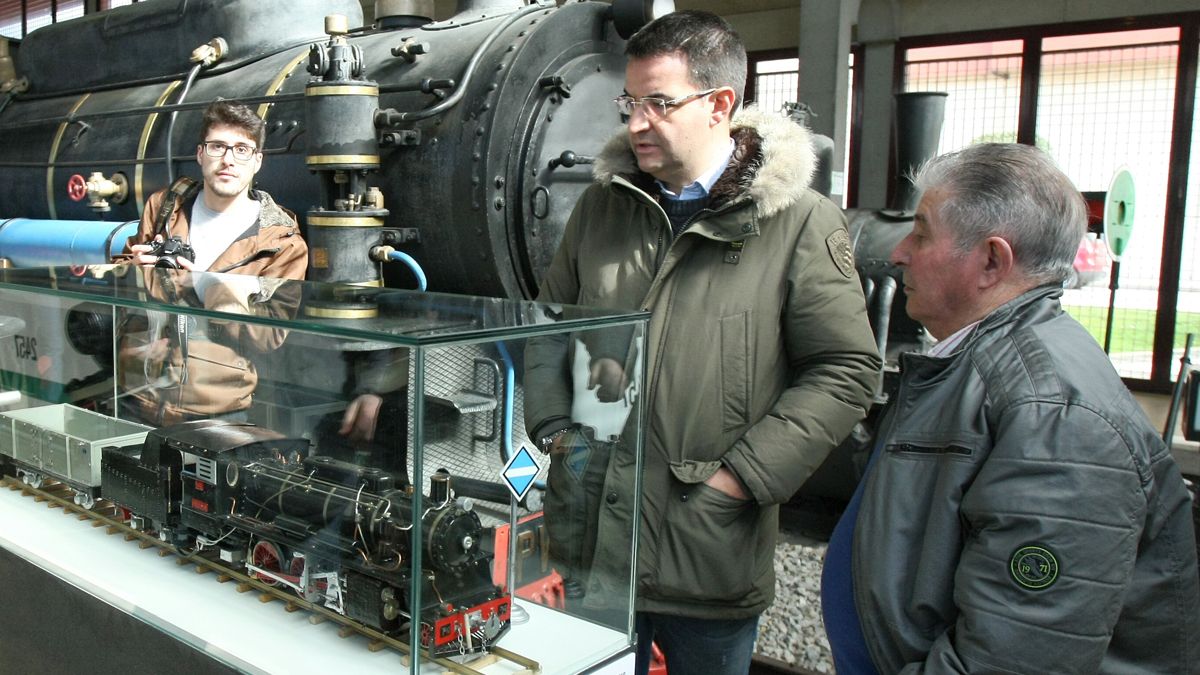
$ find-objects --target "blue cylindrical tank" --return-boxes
[0,218,137,267]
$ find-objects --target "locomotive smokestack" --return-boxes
[374,0,434,28]
[888,92,947,215]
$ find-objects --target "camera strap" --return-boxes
[155,176,200,240]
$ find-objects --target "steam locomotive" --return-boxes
[0,406,509,658]
[0,0,665,298]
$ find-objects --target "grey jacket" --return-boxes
[854,285,1200,673]
[525,107,880,618]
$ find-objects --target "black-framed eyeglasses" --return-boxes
[613,88,718,118]
[201,141,258,162]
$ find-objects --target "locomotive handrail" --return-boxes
[0,93,306,133]
[0,131,305,169]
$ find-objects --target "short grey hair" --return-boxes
[914,143,1087,285]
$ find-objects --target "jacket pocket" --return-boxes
[720,311,750,431]
[655,479,759,602]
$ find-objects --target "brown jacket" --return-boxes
[118,186,308,424]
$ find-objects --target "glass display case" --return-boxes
[0,264,647,675]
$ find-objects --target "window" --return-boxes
[752,56,800,115]
[898,19,1200,387]
[1,0,117,39]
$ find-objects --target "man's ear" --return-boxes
[711,87,737,124]
[979,236,1015,289]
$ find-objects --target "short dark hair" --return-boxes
[199,100,266,148]
[625,10,747,111]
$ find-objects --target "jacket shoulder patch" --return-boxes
[826,228,854,279]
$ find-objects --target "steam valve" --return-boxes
[391,39,430,63]
[190,37,228,67]
[67,172,129,212]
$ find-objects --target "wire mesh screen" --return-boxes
[1177,50,1200,369]
[408,344,543,527]
[23,0,52,35]
[1041,39,1180,379]
[904,43,1023,156]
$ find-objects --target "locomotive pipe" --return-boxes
[371,246,428,290]
[0,218,137,266]
[165,61,207,184]
[872,275,897,359]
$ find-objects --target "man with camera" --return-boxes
[118,100,307,425]
[125,100,306,276]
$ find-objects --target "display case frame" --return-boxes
[0,264,648,674]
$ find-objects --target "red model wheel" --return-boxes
[66,174,88,202]
[251,540,286,586]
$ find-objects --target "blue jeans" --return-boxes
[635,612,759,675]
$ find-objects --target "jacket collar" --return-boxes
[901,284,1065,373]
[592,105,817,222]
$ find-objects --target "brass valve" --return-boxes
[67,172,129,212]
[190,37,228,67]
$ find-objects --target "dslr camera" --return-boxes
[149,236,196,269]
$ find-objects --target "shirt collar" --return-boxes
[657,138,736,201]
[928,320,980,358]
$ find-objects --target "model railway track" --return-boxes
[3,476,541,675]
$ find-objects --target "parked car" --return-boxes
[1067,233,1112,289]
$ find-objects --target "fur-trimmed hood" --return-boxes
[591,105,817,220]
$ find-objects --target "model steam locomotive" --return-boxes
[0,409,509,658]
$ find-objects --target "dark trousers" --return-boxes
[635,611,759,675]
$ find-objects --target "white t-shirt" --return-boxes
[188,192,262,271]
[188,191,263,304]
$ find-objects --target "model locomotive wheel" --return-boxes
[289,555,324,602]
[251,539,287,586]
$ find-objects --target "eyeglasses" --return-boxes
[201,141,258,162]
[613,89,718,118]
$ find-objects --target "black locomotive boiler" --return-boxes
[100,419,508,658]
[0,0,667,298]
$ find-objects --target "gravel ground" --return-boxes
[755,540,834,673]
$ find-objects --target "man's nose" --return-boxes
[626,106,651,132]
[890,239,909,266]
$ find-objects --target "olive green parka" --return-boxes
[525,107,881,618]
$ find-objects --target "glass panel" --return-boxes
[1176,42,1200,377]
[1044,39,1179,379]
[1043,27,1180,52]
[56,0,85,22]
[415,321,645,671]
[24,0,51,35]
[0,0,19,38]
[906,40,1023,63]
[0,265,647,674]
[756,57,799,74]
[904,41,1023,156]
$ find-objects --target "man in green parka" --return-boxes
[524,10,880,675]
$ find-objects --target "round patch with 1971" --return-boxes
[1010,544,1059,590]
